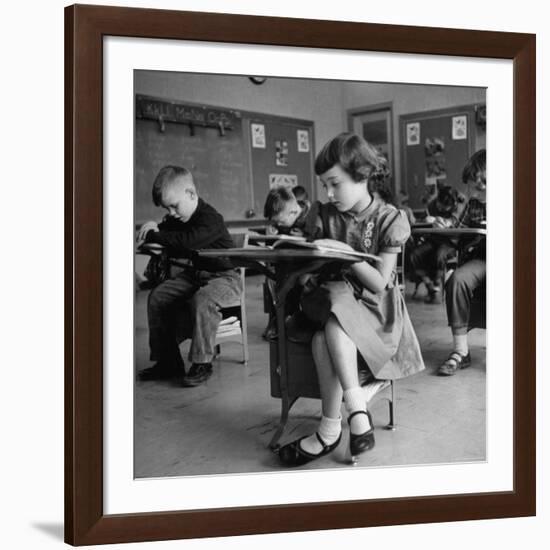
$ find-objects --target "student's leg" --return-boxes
[262,277,278,340]
[434,242,457,284]
[409,240,432,282]
[324,315,372,436]
[144,272,198,378]
[187,270,243,365]
[410,241,438,298]
[279,330,343,461]
[440,259,486,375]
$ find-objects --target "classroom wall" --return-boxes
[135,71,347,201]
[342,82,487,194]
[136,73,485,203]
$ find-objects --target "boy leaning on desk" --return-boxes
[260,186,321,339]
[136,165,242,387]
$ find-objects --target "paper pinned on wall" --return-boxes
[452,115,467,140]
[297,129,310,152]
[251,123,266,148]
[275,139,289,165]
[406,122,420,145]
[269,174,298,189]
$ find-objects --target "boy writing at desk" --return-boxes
[263,186,319,237]
[136,165,242,387]
[261,187,320,339]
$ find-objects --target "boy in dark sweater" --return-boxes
[137,165,242,387]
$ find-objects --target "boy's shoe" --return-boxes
[425,288,442,304]
[181,363,213,387]
[438,351,471,376]
[138,362,182,381]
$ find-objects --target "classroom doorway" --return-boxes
[348,103,395,192]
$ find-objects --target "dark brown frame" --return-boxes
[65,4,536,546]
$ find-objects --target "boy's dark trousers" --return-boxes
[147,268,242,368]
[445,258,486,329]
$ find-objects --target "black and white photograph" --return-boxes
[133,70,487,478]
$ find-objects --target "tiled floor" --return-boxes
[134,275,486,478]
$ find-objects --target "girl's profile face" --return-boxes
[319,163,370,213]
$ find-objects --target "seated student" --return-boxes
[136,165,242,387]
[277,133,425,466]
[438,149,486,376]
[261,187,320,340]
[409,185,465,303]
[292,185,311,208]
[263,186,318,237]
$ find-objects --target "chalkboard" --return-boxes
[135,115,251,223]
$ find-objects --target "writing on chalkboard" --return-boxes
[136,95,239,132]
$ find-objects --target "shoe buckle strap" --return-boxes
[446,351,465,365]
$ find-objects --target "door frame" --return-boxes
[347,101,395,193]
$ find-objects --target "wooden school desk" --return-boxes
[411,227,487,237]
[199,245,393,450]
[411,226,487,264]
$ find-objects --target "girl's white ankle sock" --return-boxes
[453,333,469,356]
[299,415,341,455]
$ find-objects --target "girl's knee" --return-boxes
[324,314,339,333]
[312,330,326,348]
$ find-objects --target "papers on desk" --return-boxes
[249,233,307,243]
[268,239,381,262]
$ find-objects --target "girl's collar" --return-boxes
[348,194,376,221]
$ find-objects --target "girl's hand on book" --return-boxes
[314,239,354,252]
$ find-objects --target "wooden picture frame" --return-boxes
[65,4,535,545]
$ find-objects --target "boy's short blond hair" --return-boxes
[152,165,195,206]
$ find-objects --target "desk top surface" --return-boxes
[198,247,361,264]
[411,227,487,236]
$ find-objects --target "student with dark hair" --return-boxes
[263,186,316,236]
[438,149,486,376]
[409,185,465,303]
[292,185,310,205]
[261,186,320,340]
[278,133,424,466]
[136,165,242,387]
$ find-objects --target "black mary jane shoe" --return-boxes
[278,432,342,467]
[348,410,375,463]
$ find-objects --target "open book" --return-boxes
[263,237,381,263]
[249,233,308,244]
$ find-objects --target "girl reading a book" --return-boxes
[278,132,425,466]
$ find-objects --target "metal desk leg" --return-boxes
[268,263,320,451]
[269,395,298,451]
[384,380,397,431]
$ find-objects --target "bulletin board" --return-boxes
[400,104,485,209]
